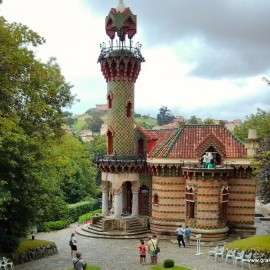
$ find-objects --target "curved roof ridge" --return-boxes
[152,129,179,157]
[164,128,183,157]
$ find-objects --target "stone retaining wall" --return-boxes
[11,242,58,265]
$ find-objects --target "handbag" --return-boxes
[151,240,160,254]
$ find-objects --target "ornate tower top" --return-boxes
[115,0,126,12]
[105,0,137,41]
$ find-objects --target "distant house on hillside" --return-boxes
[96,104,108,111]
[79,129,94,142]
[63,127,75,133]
[100,124,108,135]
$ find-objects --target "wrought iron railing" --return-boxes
[93,151,146,165]
[97,42,145,63]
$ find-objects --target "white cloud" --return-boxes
[1,0,269,119]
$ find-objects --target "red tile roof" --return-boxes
[139,125,246,158]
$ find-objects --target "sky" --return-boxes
[1,0,270,121]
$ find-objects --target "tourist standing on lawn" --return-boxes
[175,225,185,248]
[147,235,158,264]
[138,239,147,265]
[70,232,78,257]
[184,226,191,247]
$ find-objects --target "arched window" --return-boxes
[107,93,112,109]
[127,101,132,117]
[138,138,144,158]
[220,187,229,220]
[153,194,159,205]
[185,187,195,218]
[107,130,113,155]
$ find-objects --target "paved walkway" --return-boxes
[14,223,266,270]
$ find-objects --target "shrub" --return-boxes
[0,235,20,252]
[41,220,70,231]
[68,200,99,222]
[78,209,102,223]
[163,259,175,268]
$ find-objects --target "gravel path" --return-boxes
[13,222,266,270]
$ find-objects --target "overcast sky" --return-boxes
[1,0,269,120]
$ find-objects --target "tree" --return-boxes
[85,113,104,132]
[204,118,214,124]
[188,115,198,124]
[46,134,98,204]
[157,106,174,126]
[255,134,270,204]
[0,17,75,239]
[63,111,73,117]
[65,117,78,127]
[233,109,270,141]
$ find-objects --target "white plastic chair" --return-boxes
[241,252,252,269]
[215,246,225,261]
[225,249,237,263]
[2,258,14,270]
[234,250,245,266]
[208,246,219,259]
[0,259,8,270]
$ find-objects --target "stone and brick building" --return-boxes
[93,0,259,241]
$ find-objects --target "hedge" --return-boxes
[78,209,102,223]
[68,200,100,223]
[41,220,70,231]
[38,199,101,232]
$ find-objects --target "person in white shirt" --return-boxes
[175,225,185,248]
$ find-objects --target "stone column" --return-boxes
[131,185,140,217]
[101,182,109,216]
[114,187,123,218]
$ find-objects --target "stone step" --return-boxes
[76,225,151,239]
[82,225,151,236]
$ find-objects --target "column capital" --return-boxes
[114,187,123,195]
[101,181,109,192]
[131,185,140,194]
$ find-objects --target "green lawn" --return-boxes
[15,239,53,254]
[0,238,53,258]
[151,266,191,270]
[72,118,87,130]
[225,234,270,251]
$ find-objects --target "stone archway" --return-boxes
[122,181,133,215]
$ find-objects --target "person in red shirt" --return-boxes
[138,239,147,264]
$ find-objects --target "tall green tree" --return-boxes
[233,109,270,141]
[157,106,174,126]
[0,17,75,239]
[188,115,198,124]
[255,135,270,204]
[46,134,98,204]
[85,113,104,132]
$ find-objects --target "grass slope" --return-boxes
[71,112,157,131]
[226,234,270,251]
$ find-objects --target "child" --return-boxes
[138,239,147,264]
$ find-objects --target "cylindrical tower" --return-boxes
[96,1,146,221]
[98,0,145,158]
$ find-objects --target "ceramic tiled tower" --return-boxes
[97,1,146,220]
[98,0,144,158]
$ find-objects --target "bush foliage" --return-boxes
[78,209,102,223]
[163,259,175,268]
[0,235,20,252]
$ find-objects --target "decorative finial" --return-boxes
[116,0,126,12]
